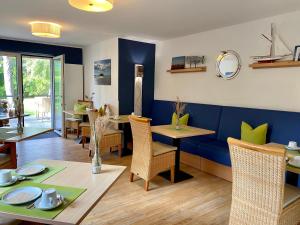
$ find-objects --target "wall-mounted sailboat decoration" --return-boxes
[251,23,292,63]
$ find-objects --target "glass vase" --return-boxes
[17,117,23,134]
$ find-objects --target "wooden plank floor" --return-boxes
[17,137,231,225]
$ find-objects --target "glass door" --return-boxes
[0,52,21,127]
[22,56,52,128]
[52,55,65,136]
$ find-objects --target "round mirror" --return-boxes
[216,50,241,80]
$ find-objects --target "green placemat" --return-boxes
[166,126,191,132]
[0,165,66,194]
[0,182,86,220]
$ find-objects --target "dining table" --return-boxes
[151,124,215,183]
[266,142,300,175]
[0,127,53,168]
[0,159,126,225]
[109,115,131,156]
[0,113,29,127]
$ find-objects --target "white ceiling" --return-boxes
[1,0,300,47]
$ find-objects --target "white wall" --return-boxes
[155,10,300,112]
[64,64,84,110]
[83,38,119,114]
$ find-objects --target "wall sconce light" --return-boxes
[134,64,144,116]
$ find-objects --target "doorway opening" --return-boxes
[22,56,52,128]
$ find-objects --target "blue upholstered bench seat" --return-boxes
[150,100,300,187]
[181,139,231,166]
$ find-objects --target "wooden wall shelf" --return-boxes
[167,67,207,73]
[249,60,300,69]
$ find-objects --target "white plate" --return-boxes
[2,186,42,205]
[34,194,64,210]
[15,164,46,176]
[0,176,18,187]
[284,146,300,151]
[288,159,300,168]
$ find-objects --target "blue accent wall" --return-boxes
[118,38,155,117]
[0,38,83,65]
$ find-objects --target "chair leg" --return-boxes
[118,144,122,158]
[170,166,175,183]
[82,136,86,148]
[144,181,149,191]
[129,173,134,182]
[77,127,80,139]
[64,128,68,138]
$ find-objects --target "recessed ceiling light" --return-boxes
[30,21,61,38]
[68,0,113,12]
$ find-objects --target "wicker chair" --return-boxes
[87,111,122,157]
[65,100,93,138]
[227,137,300,225]
[128,115,176,191]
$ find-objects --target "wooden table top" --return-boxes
[0,159,126,225]
[0,127,53,142]
[63,110,88,116]
[0,114,29,121]
[266,142,300,175]
[109,115,130,124]
[151,125,215,139]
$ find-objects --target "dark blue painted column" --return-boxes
[118,38,155,117]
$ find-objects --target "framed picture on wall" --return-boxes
[94,59,111,85]
[171,56,185,70]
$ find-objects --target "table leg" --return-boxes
[119,123,132,157]
[159,138,193,183]
[5,142,17,169]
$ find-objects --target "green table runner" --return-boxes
[0,182,86,220]
[0,165,66,194]
[166,126,192,132]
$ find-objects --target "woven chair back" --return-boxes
[129,116,153,180]
[227,137,286,225]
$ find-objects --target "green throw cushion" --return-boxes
[171,112,189,126]
[241,121,268,145]
[73,103,86,119]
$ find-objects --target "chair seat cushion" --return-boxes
[65,118,81,122]
[0,153,11,166]
[181,139,231,166]
[79,122,90,127]
[152,142,177,156]
[284,184,300,208]
[104,129,123,135]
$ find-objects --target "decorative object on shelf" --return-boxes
[216,50,241,80]
[87,109,109,174]
[13,97,23,134]
[293,45,300,61]
[94,59,111,85]
[171,56,186,70]
[30,21,61,38]
[174,97,186,130]
[167,67,207,73]
[185,56,205,68]
[68,0,113,12]
[249,60,300,69]
[251,23,292,63]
